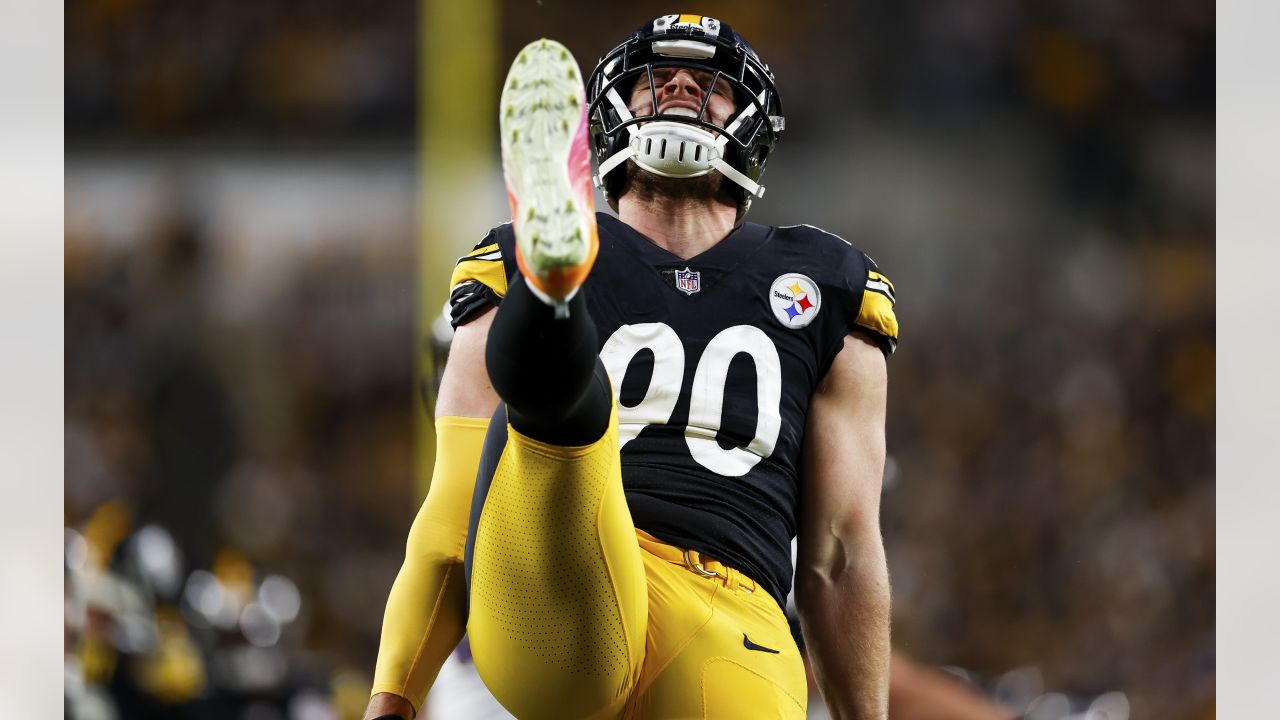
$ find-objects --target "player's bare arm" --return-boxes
[433,306,499,419]
[796,333,892,720]
[364,692,417,720]
[364,306,498,720]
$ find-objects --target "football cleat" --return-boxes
[500,39,598,316]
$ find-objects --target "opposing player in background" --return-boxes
[367,15,897,719]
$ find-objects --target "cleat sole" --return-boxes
[500,39,597,302]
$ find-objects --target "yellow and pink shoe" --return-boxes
[499,39,598,316]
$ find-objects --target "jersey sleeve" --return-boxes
[782,223,901,362]
[850,254,899,357]
[447,227,510,327]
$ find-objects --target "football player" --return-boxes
[366,15,898,720]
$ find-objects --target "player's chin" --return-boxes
[624,163,735,206]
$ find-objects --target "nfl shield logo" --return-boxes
[675,267,701,295]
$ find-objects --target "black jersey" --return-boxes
[449,213,898,606]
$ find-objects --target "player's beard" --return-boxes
[621,161,739,209]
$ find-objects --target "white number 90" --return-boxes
[599,323,782,477]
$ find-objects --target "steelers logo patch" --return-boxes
[769,273,822,329]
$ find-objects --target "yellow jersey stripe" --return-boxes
[855,289,898,341]
[450,255,507,298]
[458,243,500,263]
[867,270,895,294]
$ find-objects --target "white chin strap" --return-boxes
[594,87,766,199]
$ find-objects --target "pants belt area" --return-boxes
[636,530,756,593]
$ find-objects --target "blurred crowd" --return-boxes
[878,232,1214,719]
[65,0,414,140]
[65,1,1213,719]
[65,204,417,718]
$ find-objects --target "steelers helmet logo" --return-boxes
[769,273,822,329]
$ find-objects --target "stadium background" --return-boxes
[63,1,1214,718]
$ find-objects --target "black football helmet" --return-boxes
[586,14,784,216]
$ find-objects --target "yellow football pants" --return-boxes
[467,404,807,719]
